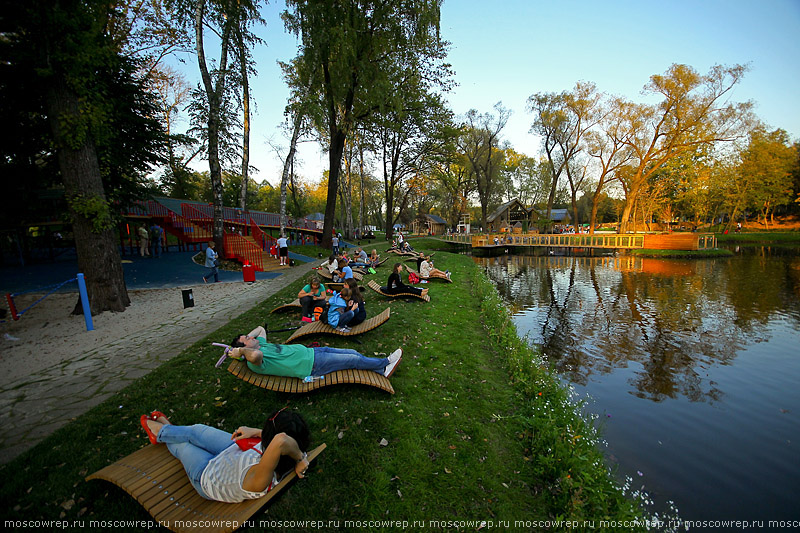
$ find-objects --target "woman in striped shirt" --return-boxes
[140,407,310,503]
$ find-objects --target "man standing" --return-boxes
[277,233,289,266]
[203,241,219,283]
[138,225,150,257]
[150,223,163,258]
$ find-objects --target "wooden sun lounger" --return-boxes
[86,443,326,533]
[270,295,331,314]
[226,359,395,394]
[316,268,363,282]
[386,250,417,257]
[285,307,391,343]
[367,280,430,302]
[270,298,302,314]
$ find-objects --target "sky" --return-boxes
[172,0,800,187]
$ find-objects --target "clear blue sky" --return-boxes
[174,0,800,187]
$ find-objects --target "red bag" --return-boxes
[408,272,420,284]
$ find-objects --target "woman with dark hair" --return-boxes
[385,263,428,298]
[298,276,326,322]
[344,278,366,327]
[140,408,310,503]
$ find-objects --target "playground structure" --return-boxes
[121,197,324,272]
[3,273,94,331]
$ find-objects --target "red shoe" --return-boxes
[140,414,160,445]
[150,411,171,425]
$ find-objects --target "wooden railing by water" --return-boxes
[441,232,716,251]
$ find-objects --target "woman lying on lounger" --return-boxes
[386,263,428,298]
[420,255,450,280]
[229,325,402,378]
[139,407,310,503]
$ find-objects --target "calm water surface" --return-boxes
[479,247,800,528]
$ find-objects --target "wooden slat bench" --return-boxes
[285,307,391,343]
[367,280,430,302]
[270,294,332,314]
[86,443,326,533]
[226,359,395,394]
[316,268,363,282]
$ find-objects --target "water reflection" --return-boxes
[479,252,800,403]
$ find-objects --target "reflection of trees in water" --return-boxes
[480,251,800,403]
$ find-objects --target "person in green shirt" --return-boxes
[230,326,402,379]
[298,276,327,322]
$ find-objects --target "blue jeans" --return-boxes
[331,309,354,328]
[157,424,234,499]
[311,346,388,376]
[204,266,218,282]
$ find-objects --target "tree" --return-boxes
[168,0,263,251]
[457,104,510,231]
[527,91,569,218]
[282,0,448,248]
[584,96,633,232]
[616,64,752,232]
[7,0,167,314]
[736,128,796,228]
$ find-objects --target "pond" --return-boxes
[478,247,800,529]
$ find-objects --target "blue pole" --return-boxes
[76,273,94,331]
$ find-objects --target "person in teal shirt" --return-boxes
[297,276,326,322]
[230,326,403,379]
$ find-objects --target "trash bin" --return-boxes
[242,262,255,283]
[182,289,194,308]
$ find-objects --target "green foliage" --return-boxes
[2,0,169,226]
[67,194,117,233]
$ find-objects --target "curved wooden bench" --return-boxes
[87,443,326,533]
[270,294,331,314]
[316,268,363,282]
[367,280,430,302]
[285,307,391,343]
[227,359,395,394]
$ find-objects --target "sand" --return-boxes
[0,282,260,385]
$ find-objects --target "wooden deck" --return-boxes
[441,232,716,251]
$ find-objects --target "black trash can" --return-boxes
[182,289,194,308]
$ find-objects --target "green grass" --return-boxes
[0,238,647,531]
[715,231,800,243]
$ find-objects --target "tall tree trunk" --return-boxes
[46,76,130,315]
[358,144,365,234]
[324,130,346,248]
[236,28,251,211]
[195,0,233,253]
[280,112,303,236]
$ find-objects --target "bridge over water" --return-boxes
[440,232,717,251]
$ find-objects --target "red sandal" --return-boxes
[140,414,160,445]
[150,410,171,425]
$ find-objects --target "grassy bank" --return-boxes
[0,240,645,531]
[715,231,800,244]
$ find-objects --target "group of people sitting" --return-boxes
[139,237,447,506]
[320,248,380,282]
[297,276,365,332]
